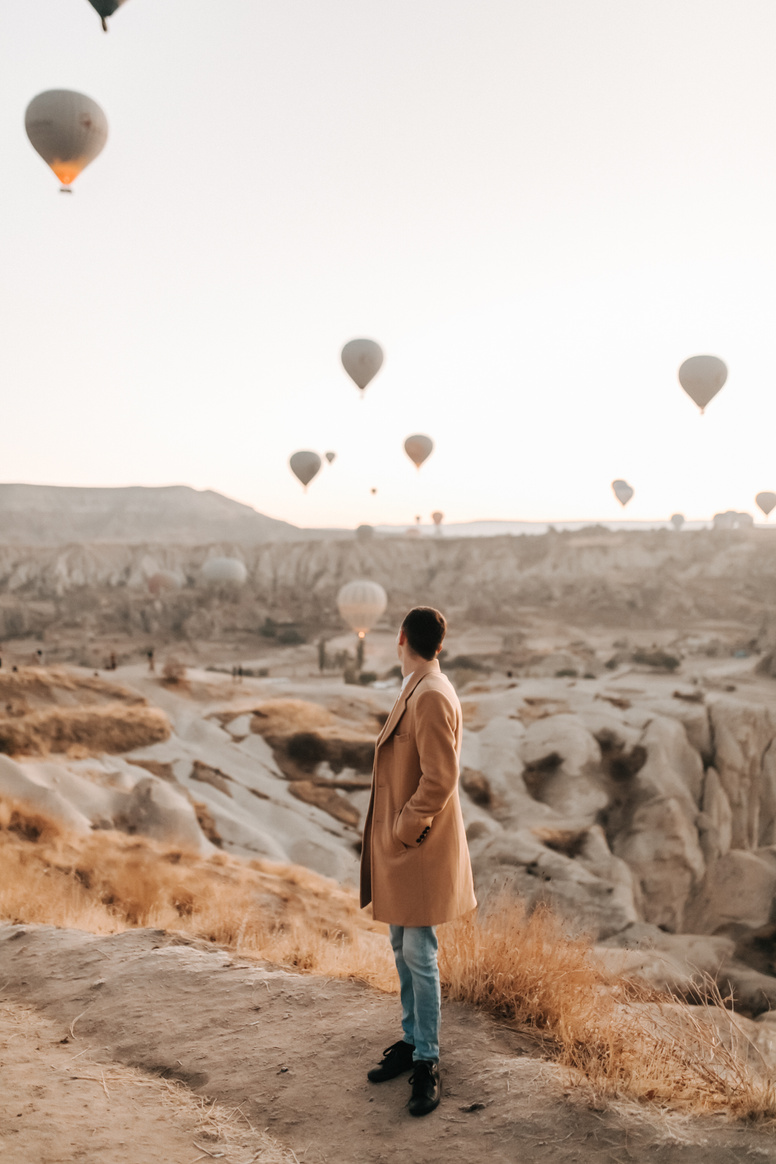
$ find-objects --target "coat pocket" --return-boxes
[391,810,409,851]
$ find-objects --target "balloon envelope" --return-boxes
[324,451,336,464]
[201,557,247,587]
[611,479,634,507]
[355,524,374,541]
[756,491,776,517]
[337,579,387,637]
[289,450,322,489]
[25,90,108,187]
[431,511,444,526]
[87,0,128,29]
[404,434,433,469]
[713,510,753,530]
[670,513,685,531]
[147,570,181,597]
[678,355,727,414]
[341,339,383,391]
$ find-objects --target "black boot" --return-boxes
[408,1059,441,1116]
[367,1040,416,1082]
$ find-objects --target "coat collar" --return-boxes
[376,658,441,749]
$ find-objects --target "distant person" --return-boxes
[147,648,155,673]
[109,652,117,671]
[360,606,476,1117]
[36,649,43,666]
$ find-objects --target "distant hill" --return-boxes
[0,484,310,545]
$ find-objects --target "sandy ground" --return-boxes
[1,926,775,1164]
[0,999,294,1164]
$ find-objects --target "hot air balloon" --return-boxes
[325,451,336,465]
[147,570,182,597]
[756,492,776,518]
[337,580,387,638]
[404,434,433,469]
[670,513,685,531]
[25,90,108,190]
[712,510,753,530]
[370,487,378,495]
[87,0,129,30]
[341,339,383,393]
[201,557,248,587]
[678,355,728,414]
[289,451,322,490]
[611,479,634,507]
[432,511,444,536]
[355,524,374,541]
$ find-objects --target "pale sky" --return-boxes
[3,1,776,530]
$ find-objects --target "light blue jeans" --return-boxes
[389,925,440,1063]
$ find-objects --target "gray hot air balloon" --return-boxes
[201,557,248,587]
[325,451,336,464]
[756,492,776,517]
[713,510,753,530]
[678,355,728,414]
[289,450,322,490]
[87,0,129,30]
[355,524,374,541]
[404,434,434,469]
[25,90,108,190]
[611,479,634,507]
[341,339,383,393]
[670,513,685,531]
[337,579,387,638]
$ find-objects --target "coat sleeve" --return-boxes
[395,687,459,846]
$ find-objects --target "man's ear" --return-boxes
[398,629,406,646]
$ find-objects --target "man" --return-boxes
[360,606,476,1117]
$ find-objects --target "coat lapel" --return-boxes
[375,658,440,750]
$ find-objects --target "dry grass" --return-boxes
[439,899,776,1118]
[0,665,169,757]
[0,703,171,757]
[1,798,775,1119]
[0,666,145,705]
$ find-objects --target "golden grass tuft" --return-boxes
[0,666,145,708]
[1,797,775,1119]
[0,703,171,757]
[439,898,776,1118]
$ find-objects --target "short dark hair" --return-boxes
[401,607,446,660]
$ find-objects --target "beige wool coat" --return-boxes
[360,658,477,927]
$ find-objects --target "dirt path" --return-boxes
[0,924,774,1164]
[0,998,293,1164]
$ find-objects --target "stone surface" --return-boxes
[684,849,776,935]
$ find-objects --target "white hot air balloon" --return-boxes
[404,434,433,469]
[25,90,108,190]
[201,557,248,587]
[289,450,322,490]
[87,0,129,30]
[341,339,383,394]
[756,492,776,518]
[337,579,387,639]
[611,479,634,507]
[678,355,728,414]
[670,513,685,531]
